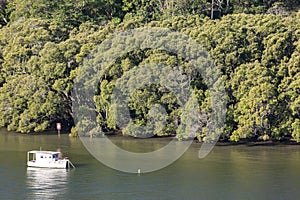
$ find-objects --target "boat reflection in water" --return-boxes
[26,167,70,199]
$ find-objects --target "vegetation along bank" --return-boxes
[0,1,299,143]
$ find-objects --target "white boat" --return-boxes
[27,150,75,169]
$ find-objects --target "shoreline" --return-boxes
[1,127,299,146]
[214,140,300,147]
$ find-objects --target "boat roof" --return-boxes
[28,150,61,154]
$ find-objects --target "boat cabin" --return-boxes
[27,150,75,169]
[27,151,61,162]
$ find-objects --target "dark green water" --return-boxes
[1,129,300,200]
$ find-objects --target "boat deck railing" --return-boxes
[68,160,76,169]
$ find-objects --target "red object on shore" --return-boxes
[56,123,62,131]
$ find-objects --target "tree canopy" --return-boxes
[0,0,299,142]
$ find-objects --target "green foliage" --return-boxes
[0,0,8,27]
[230,62,277,141]
[69,126,78,137]
[0,75,60,133]
[6,0,124,30]
[292,119,300,142]
[0,0,299,143]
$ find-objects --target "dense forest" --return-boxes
[0,0,299,143]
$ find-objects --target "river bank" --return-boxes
[2,127,299,148]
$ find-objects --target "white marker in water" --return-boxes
[137,169,141,174]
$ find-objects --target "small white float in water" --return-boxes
[27,150,75,169]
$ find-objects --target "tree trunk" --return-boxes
[211,0,214,19]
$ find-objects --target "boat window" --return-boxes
[53,154,58,160]
[40,155,43,158]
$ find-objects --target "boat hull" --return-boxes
[27,159,70,169]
